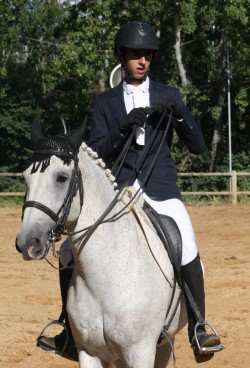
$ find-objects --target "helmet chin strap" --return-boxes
[126,70,149,83]
[118,51,149,83]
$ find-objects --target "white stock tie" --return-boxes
[132,89,147,145]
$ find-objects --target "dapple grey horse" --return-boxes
[16,121,186,368]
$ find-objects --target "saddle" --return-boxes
[143,202,182,286]
[119,187,182,286]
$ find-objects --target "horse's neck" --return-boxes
[73,148,144,263]
[78,148,119,227]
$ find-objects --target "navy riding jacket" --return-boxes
[88,78,206,201]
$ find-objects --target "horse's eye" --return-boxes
[57,175,68,183]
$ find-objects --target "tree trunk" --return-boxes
[209,27,227,171]
[174,13,188,91]
[174,11,190,169]
[209,128,221,171]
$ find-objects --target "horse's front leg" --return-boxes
[78,350,110,368]
[120,340,157,368]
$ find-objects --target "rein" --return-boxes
[99,108,172,223]
[22,109,171,261]
[64,109,172,248]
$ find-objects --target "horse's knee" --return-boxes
[121,342,156,368]
[78,350,108,368]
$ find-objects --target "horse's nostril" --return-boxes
[15,239,22,253]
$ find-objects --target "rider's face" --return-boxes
[124,48,153,85]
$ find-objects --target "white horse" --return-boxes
[16,121,186,368]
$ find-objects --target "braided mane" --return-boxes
[81,142,118,189]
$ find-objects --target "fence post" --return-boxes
[231,170,237,205]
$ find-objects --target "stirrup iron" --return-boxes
[194,321,224,355]
[37,319,69,355]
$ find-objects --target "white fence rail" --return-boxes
[0,171,250,205]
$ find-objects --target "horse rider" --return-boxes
[37,21,223,362]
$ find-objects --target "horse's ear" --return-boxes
[68,118,87,150]
[31,117,45,147]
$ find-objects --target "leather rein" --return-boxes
[22,150,83,253]
[22,108,171,259]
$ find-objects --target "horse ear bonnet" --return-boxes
[24,121,85,173]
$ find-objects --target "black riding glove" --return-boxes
[119,107,148,132]
[154,96,184,119]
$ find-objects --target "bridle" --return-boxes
[22,149,83,252]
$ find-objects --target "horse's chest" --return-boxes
[67,275,120,360]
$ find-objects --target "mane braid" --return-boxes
[81,143,118,190]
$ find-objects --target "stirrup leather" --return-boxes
[194,321,224,355]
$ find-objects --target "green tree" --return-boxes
[0,0,249,186]
[0,0,68,172]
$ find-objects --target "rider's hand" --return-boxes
[119,107,148,132]
[154,95,184,119]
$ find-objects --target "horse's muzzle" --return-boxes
[15,237,48,260]
[15,238,22,254]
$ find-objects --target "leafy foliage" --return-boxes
[0,0,249,196]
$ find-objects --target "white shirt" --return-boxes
[123,78,150,145]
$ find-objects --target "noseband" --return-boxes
[23,149,83,245]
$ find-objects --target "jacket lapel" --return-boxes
[113,82,127,122]
[149,79,161,105]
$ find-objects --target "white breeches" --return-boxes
[142,196,198,265]
[133,180,198,266]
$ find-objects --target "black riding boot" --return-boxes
[37,261,78,362]
[181,254,223,362]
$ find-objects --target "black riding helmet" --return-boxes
[114,21,159,51]
[114,21,159,82]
